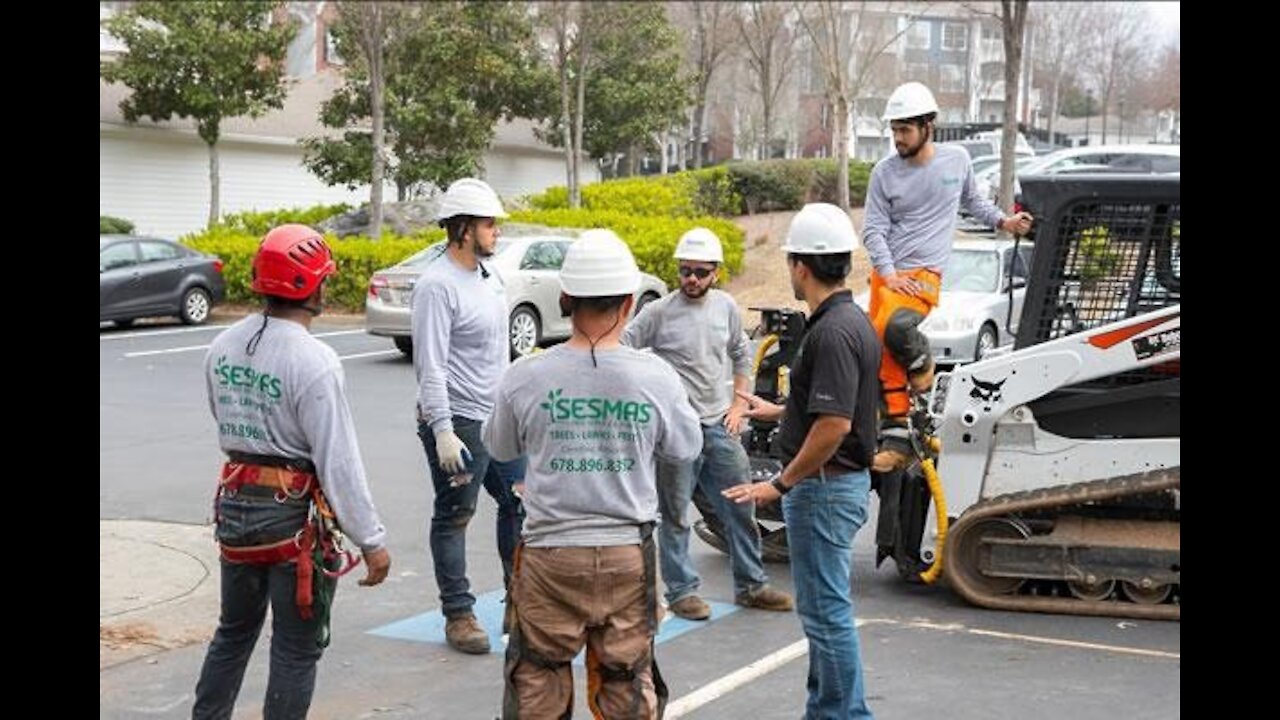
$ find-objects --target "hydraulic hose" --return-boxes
[918,455,948,584]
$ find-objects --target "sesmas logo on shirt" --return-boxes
[540,388,653,424]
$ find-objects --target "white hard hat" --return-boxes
[882,82,939,121]
[435,178,508,221]
[673,227,724,263]
[782,203,860,254]
[560,229,642,297]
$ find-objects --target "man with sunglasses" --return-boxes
[622,228,794,620]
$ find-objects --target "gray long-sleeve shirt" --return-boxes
[483,345,703,547]
[410,252,509,433]
[206,315,387,551]
[862,144,1006,277]
[621,289,751,424]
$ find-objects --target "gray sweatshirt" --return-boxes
[410,252,509,433]
[621,289,751,424]
[862,143,1006,277]
[483,344,703,548]
[205,315,387,551]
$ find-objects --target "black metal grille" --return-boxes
[1017,175,1180,349]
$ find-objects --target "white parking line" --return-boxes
[122,330,369,358]
[100,324,231,341]
[666,638,810,718]
[665,617,1177,717]
[336,349,402,361]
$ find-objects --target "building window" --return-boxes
[939,64,965,92]
[942,23,967,51]
[906,21,931,49]
[982,25,1001,41]
[906,63,930,84]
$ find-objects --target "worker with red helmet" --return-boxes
[193,224,391,720]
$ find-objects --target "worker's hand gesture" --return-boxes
[358,547,391,587]
[1005,211,1034,236]
[434,430,471,474]
[734,390,784,423]
[723,480,782,507]
[725,400,748,435]
[884,273,924,297]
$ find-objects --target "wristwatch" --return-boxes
[770,477,792,495]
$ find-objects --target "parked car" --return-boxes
[366,235,669,357]
[856,238,1034,365]
[941,139,995,159]
[994,143,1181,204]
[100,235,225,327]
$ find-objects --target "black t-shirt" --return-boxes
[777,290,882,473]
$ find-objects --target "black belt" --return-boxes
[226,450,316,474]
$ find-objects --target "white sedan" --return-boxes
[366,234,668,357]
[856,238,1034,365]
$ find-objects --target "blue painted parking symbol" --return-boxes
[369,589,739,658]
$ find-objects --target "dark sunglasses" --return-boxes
[679,266,714,279]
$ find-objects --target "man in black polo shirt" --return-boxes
[724,203,880,720]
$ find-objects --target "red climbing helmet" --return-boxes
[250,224,337,300]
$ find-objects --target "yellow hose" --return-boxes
[753,333,779,375]
[918,457,949,584]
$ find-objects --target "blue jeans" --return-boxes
[194,492,335,720]
[657,422,768,603]
[782,469,874,720]
[419,417,526,618]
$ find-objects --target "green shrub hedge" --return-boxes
[524,160,872,217]
[215,204,353,236]
[511,209,743,289]
[183,224,439,311]
[182,212,742,311]
[100,215,135,234]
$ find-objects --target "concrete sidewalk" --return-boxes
[100,520,220,670]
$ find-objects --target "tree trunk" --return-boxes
[692,100,706,169]
[658,132,668,175]
[833,94,850,211]
[207,140,220,228]
[1047,74,1060,146]
[367,3,385,239]
[572,32,589,209]
[998,1,1028,217]
[559,36,573,207]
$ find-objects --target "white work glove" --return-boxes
[434,429,471,475]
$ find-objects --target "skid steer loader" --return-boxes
[696,174,1180,620]
[877,173,1180,619]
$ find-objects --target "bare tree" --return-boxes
[1030,1,1087,145]
[1142,41,1179,139]
[335,2,399,239]
[1085,2,1144,145]
[964,1,1028,214]
[796,1,925,210]
[735,2,799,161]
[537,2,579,205]
[671,2,736,169]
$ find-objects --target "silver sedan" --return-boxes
[856,238,1034,365]
[366,235,668,357]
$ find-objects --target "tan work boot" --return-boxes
[445,614,491,654]
[669,595,712,621]
[873,448,912,473]
[735,585,794,612]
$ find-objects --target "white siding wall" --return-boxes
[482,147,600,205]
[101,126,603,239]
[100,126,390,239]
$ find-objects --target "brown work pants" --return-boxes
[510,544,658,719]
